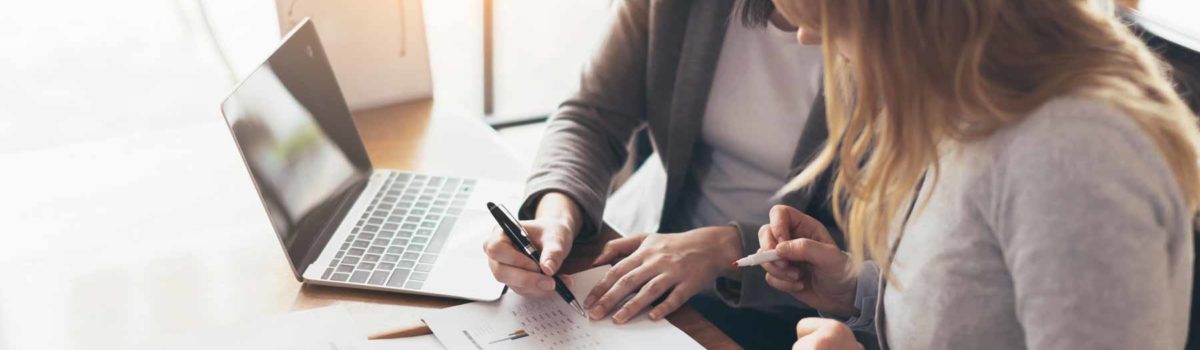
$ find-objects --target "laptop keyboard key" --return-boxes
[419,254,438,264]
[387,269,411,288]
[383,254,400,262]
[411,272,429,282]
[350,271,369,283]
[364,254,381,263]
[367,246,384,255]
[378,262,396,270]
[402,252,419,260]
[399,260,415,268]
[337,264,354,273]
[427,216,455,253]
[332,272,350,282]
[358,262,375,270]
[322,268,333,280]
[348,248,365,257]
[343,256,360,265]
[415,264,433,273]
[368,270,390,285]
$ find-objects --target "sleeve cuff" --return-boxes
[714,221,765,307]
[820,261,879,334]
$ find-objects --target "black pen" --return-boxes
[486,202,586,316]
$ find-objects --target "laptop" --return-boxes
[219,18,510,301]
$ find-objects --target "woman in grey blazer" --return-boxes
[760,0,1200,349]
[481,0,837,347]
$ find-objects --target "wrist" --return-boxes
[534,191,584,238]
[710,224,743,278]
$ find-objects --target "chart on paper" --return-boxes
[422,265,702,350]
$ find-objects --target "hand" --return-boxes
[482,192,581,296]
[761,205,857,317]
[583,225,742,324]
[793,318,863,350]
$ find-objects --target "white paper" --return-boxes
[422,266,703,350]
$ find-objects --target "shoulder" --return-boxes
[988,97,1166,178]
[981,97,1184,224]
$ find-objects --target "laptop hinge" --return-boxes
[295,172,371,277]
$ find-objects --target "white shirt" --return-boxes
[686,17,823,229]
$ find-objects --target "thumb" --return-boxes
[775,238,844,267]
[537,225,573,275]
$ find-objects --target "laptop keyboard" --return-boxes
[320,172,475,290]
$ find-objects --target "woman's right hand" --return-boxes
[482,192,582,296]
[760,205,858,318]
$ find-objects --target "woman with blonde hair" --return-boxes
[757,0,1200,348]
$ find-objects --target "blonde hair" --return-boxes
[773,0,1200,276]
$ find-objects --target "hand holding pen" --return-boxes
[483,194,582,297]
[486,202,587,316]
[741,205,859,318]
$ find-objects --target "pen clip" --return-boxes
[489,202,541,260]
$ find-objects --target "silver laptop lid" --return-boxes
[219,18,373,279]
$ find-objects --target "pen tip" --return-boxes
[571,301,586,317]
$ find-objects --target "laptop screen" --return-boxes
[220,19,372,277]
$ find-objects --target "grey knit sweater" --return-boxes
[848,97,1194,349]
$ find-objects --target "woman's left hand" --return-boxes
[793,318,863,350]
[583,225,742,323]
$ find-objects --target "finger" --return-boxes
[769,205,796,243]
[593,235,643,266]
[612,274,677,324]
[794,317,831,338]
[488,259,557,296]
[588,262,657,320]
[766,272,807,293]
[526,221,573,275]
[775,238,845,266]
[757,224,779,251]
[484,231,540,272]
[585,254,641,308]
[772,204,835,244]
[647,281,699,321]
[763,259,803,281]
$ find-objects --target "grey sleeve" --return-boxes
[827,261,879,334]
[714,221,821,309]
[992,109,1187,350]
[518,0,651,238]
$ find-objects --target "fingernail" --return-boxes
[613,309,628,323]
[538,279,555,291]
[543,260,558,274]
[649,310,661,320]
[584,295,596,307]
[588,307,603,320]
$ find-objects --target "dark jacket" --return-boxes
[519,0,839,309]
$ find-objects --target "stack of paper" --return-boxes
[422,265,703,349]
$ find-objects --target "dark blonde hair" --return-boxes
[774,0,1200,275]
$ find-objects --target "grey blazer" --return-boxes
[518,0,839,309]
